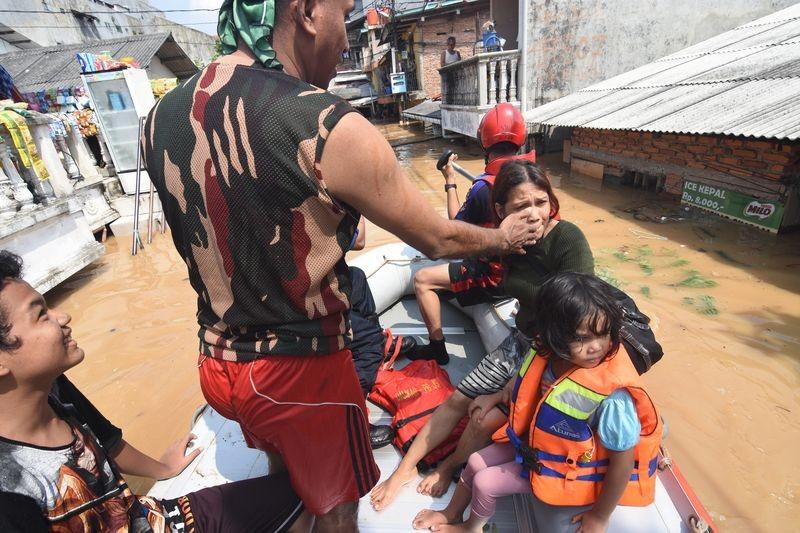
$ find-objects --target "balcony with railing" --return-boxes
[438,49,521,136]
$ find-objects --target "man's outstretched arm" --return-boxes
[321,112,539,260]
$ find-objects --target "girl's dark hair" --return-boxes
[0,250,23,351]
[490,160,560,224]
[531,272,622,361]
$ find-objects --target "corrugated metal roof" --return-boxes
[0,33,198,93]
[403,99,442,123]
[524,4,800,140]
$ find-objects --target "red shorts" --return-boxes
[198,349,380,516]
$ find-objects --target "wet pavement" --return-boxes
[49,122,800,531]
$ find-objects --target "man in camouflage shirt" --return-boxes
[142,1,538,530]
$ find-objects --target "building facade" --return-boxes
[0,0,216,65]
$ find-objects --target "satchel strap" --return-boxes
[381,328,404,371]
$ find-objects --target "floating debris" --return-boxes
[682,295,720,315]
[597,267,623,288]
[676,270,718,288]
[638,259,654,276]
[629,227,668,240]
[714,250,752,268]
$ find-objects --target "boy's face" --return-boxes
[0,280,84,386]
[568,319,612,369]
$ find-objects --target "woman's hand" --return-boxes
[469,392,503,426]
[441,153,458,183]
[572,509,610,533]
[158,432,202,479]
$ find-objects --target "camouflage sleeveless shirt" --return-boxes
[142,61,359,361]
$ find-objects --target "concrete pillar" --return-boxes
[53,135,81,180]
[499,59,508,103]
[0,159,18,217]
[65,126,101,183]
[0,133,38,208]
[30,123,73,198]
[509,57,518,103]
[478,59,488,106]
[488,60,497,105]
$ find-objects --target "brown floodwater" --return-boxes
[49,122,800,531]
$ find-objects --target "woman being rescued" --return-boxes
[412,272,663,532]
[370,160,595,509]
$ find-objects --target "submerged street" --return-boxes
[52,123,800,532]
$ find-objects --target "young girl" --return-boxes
[413,272,663,532]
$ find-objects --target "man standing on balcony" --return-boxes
[441,36,462,66]
[141,0,540,531]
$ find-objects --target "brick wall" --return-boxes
[414,9,491,97]
[571,129,800,196]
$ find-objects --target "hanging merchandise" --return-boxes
[0,107,50,181]
[150,78,178,99]
[73,109,99,137]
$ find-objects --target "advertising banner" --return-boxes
[681,179,784,232]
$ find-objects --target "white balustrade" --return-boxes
[439,50,521,108]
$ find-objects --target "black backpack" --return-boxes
[604,283,664,374]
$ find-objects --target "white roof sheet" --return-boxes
[524,4,800,140]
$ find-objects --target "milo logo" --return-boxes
[744,201,776,220]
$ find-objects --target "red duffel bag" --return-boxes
[368,330,469,470]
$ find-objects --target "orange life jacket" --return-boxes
[493,346,662,507]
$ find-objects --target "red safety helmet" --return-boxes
[478,103,526,150]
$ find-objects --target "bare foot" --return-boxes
[417,463,458,497]
[412,508,459,530]
[370,468,418,511]
[431,523,479,532]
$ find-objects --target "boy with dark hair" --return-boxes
[0,250,306,533]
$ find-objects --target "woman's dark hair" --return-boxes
[530,272,622,361]
[490,159,559,224]
[0,250,23,351]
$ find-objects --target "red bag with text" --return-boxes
[368,330,469,470]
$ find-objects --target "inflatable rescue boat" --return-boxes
[148,243,715,532]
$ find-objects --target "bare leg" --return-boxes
[412,481,471,529]
[418,406,507,497]
[313,502,358,533]
[431,514,487,532]
[287,510,315,533]
[267,450,286,475]
[413,264,451,341]
[371,391,472,510]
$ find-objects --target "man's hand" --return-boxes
[158,433,202,479]
[441,153,458,183]
[572,509,611,533]
[498,208,540,254]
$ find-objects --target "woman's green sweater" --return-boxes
[503,220,594,334]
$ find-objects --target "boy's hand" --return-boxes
[572,509,610,533]
[441,153,458,183]
[158,432,202,479]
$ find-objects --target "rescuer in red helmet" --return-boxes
[408,103,537,365]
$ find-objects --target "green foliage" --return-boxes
[669,259,690,268]
[681,295,719,315]
[640,286,651,298]
[637,259,654,276]
[676,270,717,288]
[597,267,623,288]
